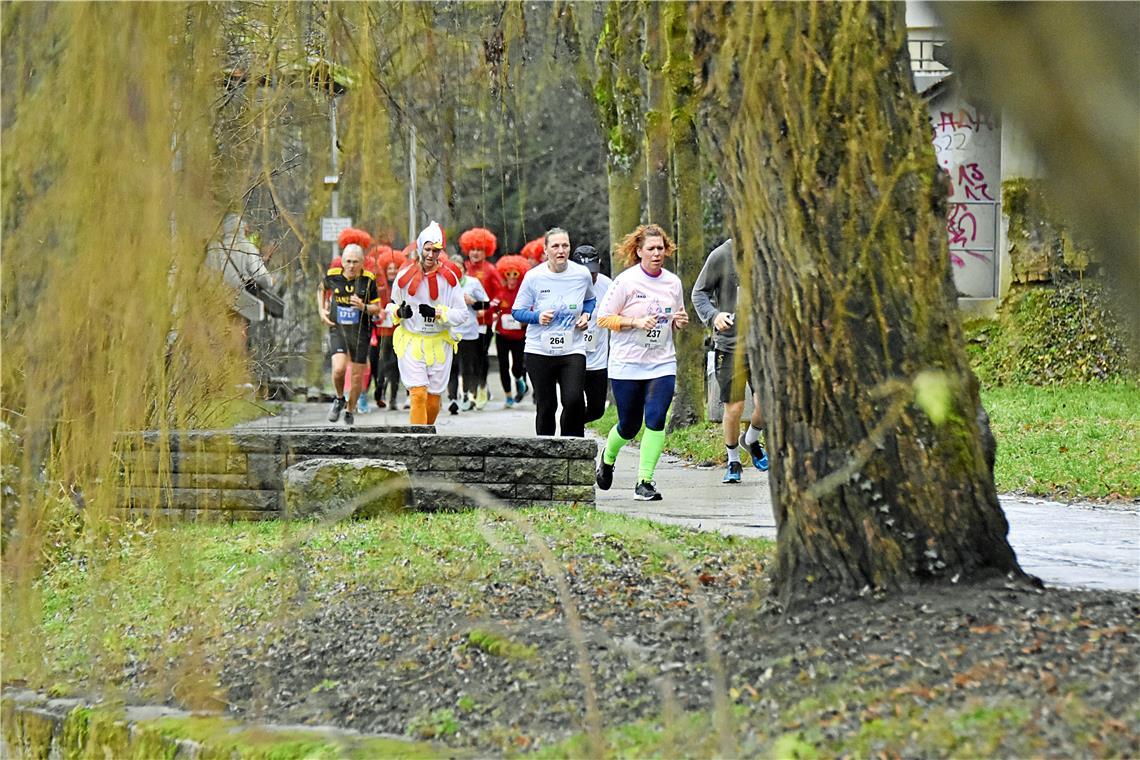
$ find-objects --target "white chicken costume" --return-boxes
[388,221,469,424]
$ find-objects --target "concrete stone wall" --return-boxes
[117,428,598,521]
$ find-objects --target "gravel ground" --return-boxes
[218,548,1140,757]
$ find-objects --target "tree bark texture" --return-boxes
[697,2,1027,605]
[664,0,704,431]
[596,0,644,268]
[643,2,672,228]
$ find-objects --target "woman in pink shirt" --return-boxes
[595,224,689,501]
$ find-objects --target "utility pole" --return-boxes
[329,95,340,261]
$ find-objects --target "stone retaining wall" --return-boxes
[118,429,598,521]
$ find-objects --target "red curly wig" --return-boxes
[374,246,406,274]
[338,227,373,251]
[520,237,545,263]
[495,254,531,278]
[459,227,497,256]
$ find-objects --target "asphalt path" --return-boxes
[245,398,1140,593]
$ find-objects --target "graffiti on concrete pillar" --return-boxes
[930,101,1000,298]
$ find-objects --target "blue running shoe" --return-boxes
[515,377,528,402]
[740,432,769,472]
[723,461,743,483]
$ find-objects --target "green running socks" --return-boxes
[603,425,631,465]
[639,428,666,482]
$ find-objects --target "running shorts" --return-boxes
[330,325,372,364]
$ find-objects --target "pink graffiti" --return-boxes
[949,250,989,270]
[947,203,977,246]
[934,108,997,132]
[957,163,994,201]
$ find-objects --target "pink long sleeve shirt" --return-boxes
[596,264,684,380]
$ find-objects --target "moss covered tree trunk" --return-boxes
[664,0,704,430]
[698,2,1027,606]
[596,0,644,269]
[643,2,672,227]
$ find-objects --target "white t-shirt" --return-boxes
[456,276,489,340]
[513,262,596,357]
[584,273,612,371]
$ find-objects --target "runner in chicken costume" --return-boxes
[388,222,469,425]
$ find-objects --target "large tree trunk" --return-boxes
[697,2,1028,606]
[664,0,704,431]
[643,2,672,227]
[596,0,644,269]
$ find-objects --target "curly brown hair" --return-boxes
[614,224,677,268]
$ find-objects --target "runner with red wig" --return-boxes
[459,227,503,408]
[493,254,532,407]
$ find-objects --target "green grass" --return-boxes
[980,381,1139,500]
[191,397,282,428]
[588,383,1138,500]
[588,405,733,465]
[16,507,773,691]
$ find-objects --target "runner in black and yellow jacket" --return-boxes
[320,242,382,425]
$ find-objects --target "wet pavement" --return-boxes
[245,399,1139,594]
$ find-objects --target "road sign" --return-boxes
[321,217,352,242]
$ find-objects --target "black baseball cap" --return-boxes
[571,244,600,273]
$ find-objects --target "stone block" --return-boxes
[484,457,568,485]
[516,483,552,501]
[567,458,597,485]
[419,436,596,459]
[478,482,517,499]
[176,472,248,489]
[121,487,219,510]
[416,469,485,483]
[425,455,484,471]
[283,458,411,521]
[552,485,596,503]
[173,451,246,474]
[246,453,285,490]
[219,489,281,511]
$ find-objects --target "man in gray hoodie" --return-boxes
[691,238,768,483]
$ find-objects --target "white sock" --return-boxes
[744,425,762,446]
[726,444,741,464]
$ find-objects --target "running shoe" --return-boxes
[449,401,459,415]
[461,394,475,412]
[595,459,614,490]
[327,397,346,422]
[475,387,489,410]
[739,432,769,472]
[505,397,516,409]
[515,377,528,402]
[343,411,355,426]
[723,461,743,484]
[375,396,387,409]
[358,396,370,414]
[634,481,662,501]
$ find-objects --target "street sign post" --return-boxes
[321,217,352,243]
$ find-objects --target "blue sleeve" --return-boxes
[512,275,540,324]
[512,307,541,324]
[583,298,597,314]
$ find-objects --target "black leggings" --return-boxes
[375,334,400,402]
[524,352,586,437]
[449,338,484,399]
[479,330,494,388]
[584,368,608,423]
[496,334,526,395]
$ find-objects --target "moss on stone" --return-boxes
[3,698,446,759]
[1003,178,1096,283]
